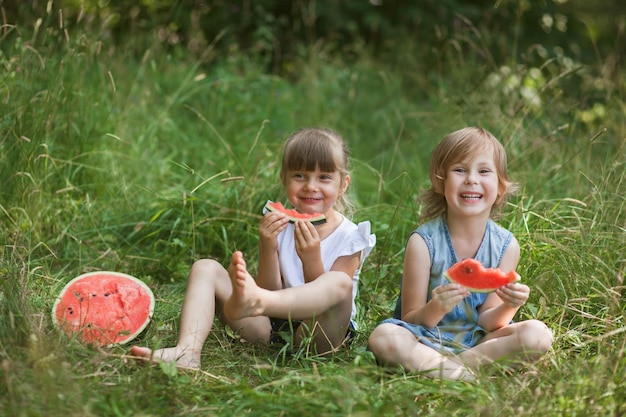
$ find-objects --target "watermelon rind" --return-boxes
[52,271,155,347]
[444,258,519,293]
[263,200,327,225]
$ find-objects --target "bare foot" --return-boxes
[129,346,201,370]
[224,251,265,321]
[446,365,476,382]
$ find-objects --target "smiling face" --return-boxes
[421,127,517,222]
[284,166,350,216]
[442,147,501,219]
[279,128,351,216]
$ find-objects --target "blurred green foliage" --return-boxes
[4,0,622,126]
[5,0,624,71]
[0,2,625,416]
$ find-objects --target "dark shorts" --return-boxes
[269,317,303,345]
[269,317,356,347]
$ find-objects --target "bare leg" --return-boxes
[224,251,353,352]
[131,258,271,369]
[368,323,475,381]
[458,320,553,369]
[368,320,553,380]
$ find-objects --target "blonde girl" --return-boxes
[368,127,552,381]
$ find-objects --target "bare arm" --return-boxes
[401,233,470,328]
[256,212,289,290]
[329,251,361,282]
[477,236,529,331]
[293,220,325,283]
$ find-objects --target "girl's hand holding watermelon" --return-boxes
[293,220,322,260]
[430,283,470,313]
[495,281,530,309]
[259,211,290,251]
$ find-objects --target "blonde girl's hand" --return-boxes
[293,220,321,264]
[259,212,289,250]
[431,283,470,314]
[495,281,530,309]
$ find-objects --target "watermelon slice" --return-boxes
[52,271,155,346]
[263,200,327,225]
[444,258,519,293]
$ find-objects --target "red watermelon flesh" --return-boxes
[264,200,327,225]
[52,271,155,346]
[444,258,519,293]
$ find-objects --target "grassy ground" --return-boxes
[1,11,625,417]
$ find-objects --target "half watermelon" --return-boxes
[263,200,327,225]
[444,258,519,293]
[52,271,155,346]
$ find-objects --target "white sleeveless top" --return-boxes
[276,216,376,326]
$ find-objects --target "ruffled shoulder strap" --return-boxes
[357,220,376,267]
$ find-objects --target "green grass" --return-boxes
[1,11,625,417]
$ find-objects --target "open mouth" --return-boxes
[460,193,482,201]
[296,197,324,213]
[300,197,322,204]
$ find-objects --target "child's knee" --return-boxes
[368,323,400,354]
[190,258,224,277]
[518,320,553,353]
[323,271,353,301]
[339,274,353,298]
